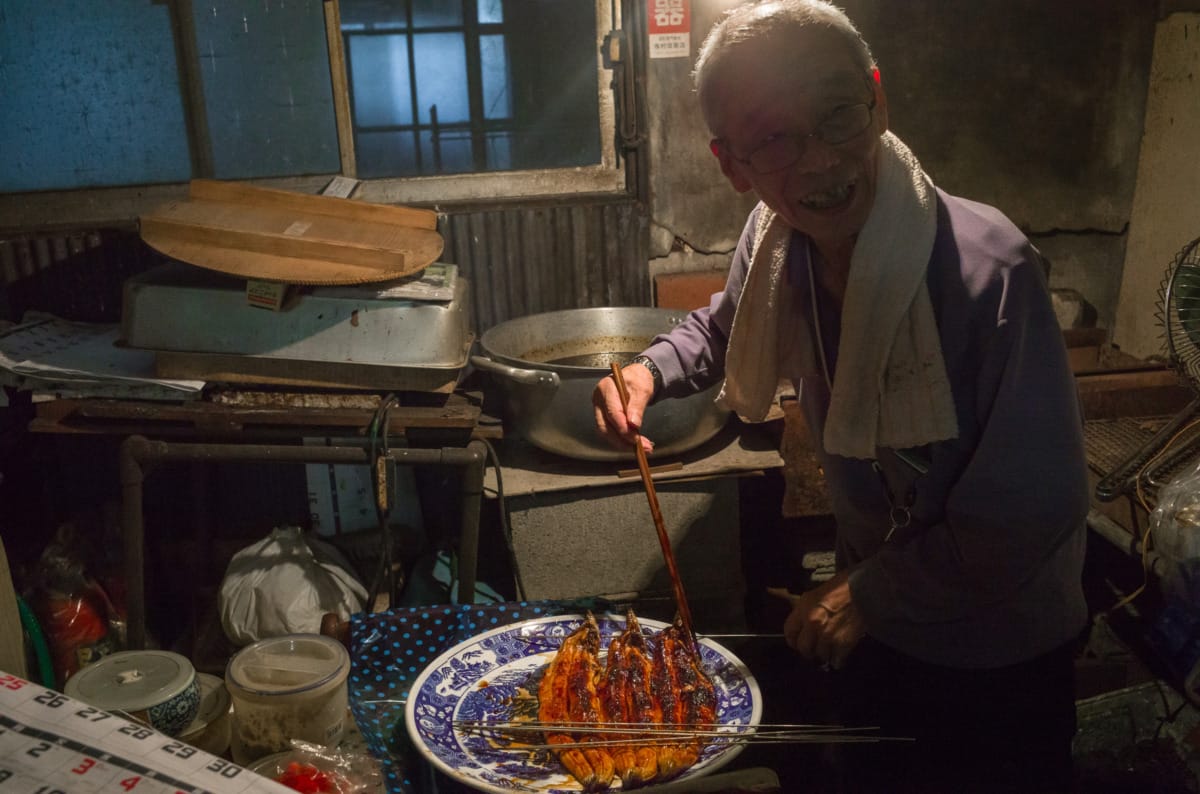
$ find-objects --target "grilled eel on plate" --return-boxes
[538,612,719,790]
[651,615,718,781]
[600,609,661,788]
[537,612,615,791]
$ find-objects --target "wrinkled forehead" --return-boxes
[699,27,868,135]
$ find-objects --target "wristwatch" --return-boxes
[629,354,663,395]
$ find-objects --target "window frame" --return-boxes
[0,0,624,233]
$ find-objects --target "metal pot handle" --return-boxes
[470,355,560,388]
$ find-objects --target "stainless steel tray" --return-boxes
[121,261,472,367]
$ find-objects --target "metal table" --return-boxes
[30,393,499,650]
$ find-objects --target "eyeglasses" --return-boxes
[718,96,877,175]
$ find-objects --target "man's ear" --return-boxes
[872,71,889,134]
[712,142,754,194]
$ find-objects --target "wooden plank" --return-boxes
[31,397,483,434]
[142,200,411,271]
[0,537,26,680]
[154,350,464,394]
[322,2,358,179]
[169,0,213,178]
[1067,342,1161,376]
[139,185,445,284]
[189,179,437,230]
[1076,368,1193,420]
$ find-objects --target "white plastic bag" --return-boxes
[218,526,368,646]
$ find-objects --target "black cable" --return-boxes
[366,393,399,611]
[1151,680,1192,742]
[482,438,526,601]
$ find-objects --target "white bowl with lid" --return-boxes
[224,634,350,765]
[65,650,200,737]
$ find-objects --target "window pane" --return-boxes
[192,0,339,179]
[340,2,407,30]
[486,132,513,170]
[342,0,601,177]
[480,35,512,121]
[0,0,190,192]
[355,130,420,178]
[414,34,469,125]
[348,34,414,127]
[423,131,474,175]
[413,0,462,28]
[478,0,504,24]
[505,0,600,170]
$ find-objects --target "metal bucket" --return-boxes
[472,307,728,461]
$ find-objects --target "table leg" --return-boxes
[455,440,486,605]
[117,436,488,650]
[118,436,148,650]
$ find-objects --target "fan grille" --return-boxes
[1094,237,1200,501]
[1158,237,1200,393]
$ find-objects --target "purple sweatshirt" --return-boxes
[643,190,1088,668]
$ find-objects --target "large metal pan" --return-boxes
[472,307,728,461]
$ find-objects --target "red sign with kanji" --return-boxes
[648,0,690,59]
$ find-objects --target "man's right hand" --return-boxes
[592,363,656,453]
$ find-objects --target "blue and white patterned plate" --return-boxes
[405,613,762,793]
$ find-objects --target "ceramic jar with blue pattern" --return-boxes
[65,650,200,737]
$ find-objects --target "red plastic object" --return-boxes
[275,761,339,794]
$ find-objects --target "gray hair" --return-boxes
[694,0,876,97]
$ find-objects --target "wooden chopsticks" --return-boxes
[609,363,696,647]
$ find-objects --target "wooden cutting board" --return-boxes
[139,179,444,285]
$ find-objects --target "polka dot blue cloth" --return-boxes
[348,599,611,793]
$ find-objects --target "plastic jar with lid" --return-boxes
[224,634,350,765]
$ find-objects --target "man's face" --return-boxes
[704,28,888,249]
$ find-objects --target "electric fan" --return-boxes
[1095,237,1200,501]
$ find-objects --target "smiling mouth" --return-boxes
[799,181,855,211]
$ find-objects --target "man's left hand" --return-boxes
[781,570,866,670]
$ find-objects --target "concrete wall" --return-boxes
[645,0,1160,333]
[1115,13,1200,360]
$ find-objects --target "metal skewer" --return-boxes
[511,630,784,646]
[609,362,697,647]
[453,719,912,748]
[471,735,895,750]
[456,720,865,735]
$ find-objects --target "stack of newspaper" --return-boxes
[0,312,205,404]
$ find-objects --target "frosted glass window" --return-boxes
[486,133,514,171]
[341,6,407,29]
[412,0,463,28]
[355,131,419,179]
[414,34,469,125]
[477,0,501,23]
[0,0,190,192]
[192,1,340,180]
[478,1,504,24]
[480,35,512,121]
[341,0,600,178]
[423,131,475,175]
[349,35,414,127]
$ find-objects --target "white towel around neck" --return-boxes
[717,131,958,459]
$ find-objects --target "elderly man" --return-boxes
[593,1,1087,790]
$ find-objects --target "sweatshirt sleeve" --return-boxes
[641,210,759,399]
[847,244,1090,626]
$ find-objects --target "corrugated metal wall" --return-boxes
[439,197,650,333]
[0,229,163,323]
[0,197,650,334]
